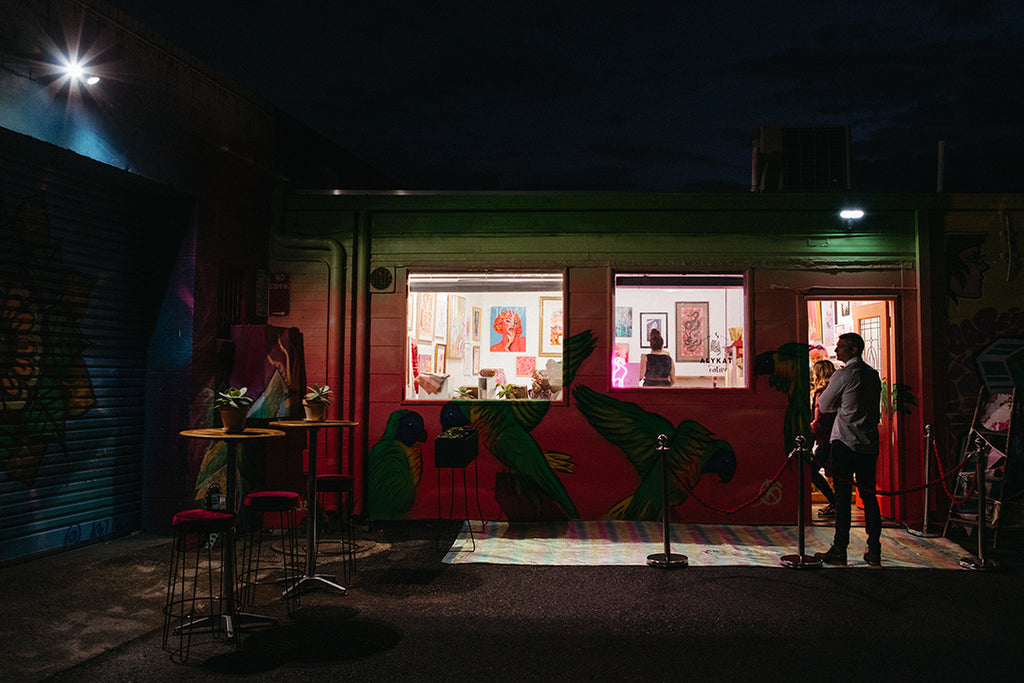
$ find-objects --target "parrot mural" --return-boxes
[368,410,428,519]
[572,385,737,521]
[440,399,579,519]
[753,342,812,455]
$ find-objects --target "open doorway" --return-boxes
[807,299,899,526]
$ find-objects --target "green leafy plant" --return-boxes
[304,384,333,405]
[496,383,526,399]
[212,386,254,409]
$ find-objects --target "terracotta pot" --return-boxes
[303,402,327,422]
[219,406,248,433]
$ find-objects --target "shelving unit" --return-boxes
[943,388,1020,548]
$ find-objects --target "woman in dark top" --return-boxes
[639,329,675,387]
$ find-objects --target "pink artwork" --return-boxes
[675,301,709,362]
[614,342,629,362]
[516,356,536,376]
[417,352,432,374]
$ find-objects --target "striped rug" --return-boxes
[442,520,968,569]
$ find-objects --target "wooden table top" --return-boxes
[269,419,358,429]
[179,427,286,440]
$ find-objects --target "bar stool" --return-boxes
[162,508,237,663]
[315,474,356,583]
[239,491,302,615]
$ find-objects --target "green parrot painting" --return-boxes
[440,399,579,519]
[752,342,811,455]
[367,410,428,519]
[572,385,737,521]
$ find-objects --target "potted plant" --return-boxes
[303,384,333,421]
[496,383,527,399]
[213,386,254,433]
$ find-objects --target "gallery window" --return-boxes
[406,272,565,400]
[613,273,747,389]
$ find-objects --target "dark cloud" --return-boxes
[108,0,1024,192]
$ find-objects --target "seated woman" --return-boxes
[639,329,675,387]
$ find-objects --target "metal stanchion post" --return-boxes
[960,435,999,570]
[909,424,940,537]
[782,435,822,569]
[647,434,688,568]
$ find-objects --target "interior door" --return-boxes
[852,301,896,518]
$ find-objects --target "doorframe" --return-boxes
[802,291,905,522]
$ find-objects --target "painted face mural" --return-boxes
[946,234,990,302]
[490,309,525,352]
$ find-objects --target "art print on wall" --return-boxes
[472,346,480,375]
[489,306,527,352]
[416,292,435,342]
[472,306,482,341]
[516,356,536,377]
[434,343,447,373]
[447,294,467,359]
[614,306,633,337]
[808,300,822,344]
[822,301,837,349]
[539,296,563,357]
[639,312,668,349]
[435,295,448,340]
[675,301,710,362]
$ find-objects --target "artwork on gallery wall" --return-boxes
[434,343,447,373]
[447,294,467,359]
[472,306,482,341]
[675,301,710,362]
[614,306,633,337]
[639,312,668,349]
[489,306,527,352]
[539,296,563,357]
[435,295,448,341]
[472,346,480,375]
[416,292,435,342]
[614,342,629,362]
[462,344,473,375]
[417,350,433,375]
[808,300,822,344]
[822,301,837,349]
[516,356,537,377]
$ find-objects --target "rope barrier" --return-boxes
[682,429,977,515]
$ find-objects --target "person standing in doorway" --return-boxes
[809,359,838,517]
[814,332,883,566]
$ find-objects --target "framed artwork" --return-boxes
[516,356,536,377]
[822,301,837,349]
[614,306,633,337]
[639,312,668,349]
[417,351,432,375]
[808,300,822,344]
[472,306,482,341]
[435,295,448,340]
[538,296,563,357]
[447,294,467,359]
[489,306,526,352]
[614,342,629,362]
[675,301,710,362]
[416,292,435,341]
[434,343,447,373]
[472,346,480,375]
[463,343,473,374]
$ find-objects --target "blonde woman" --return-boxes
[809,359,837,516]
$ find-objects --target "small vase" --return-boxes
[219,406,248,433]
[303,402,327,422]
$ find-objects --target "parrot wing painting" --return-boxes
[572,385,736,521]
[368,410,428,519]
[440,400,579,519]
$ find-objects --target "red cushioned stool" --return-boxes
[162,509,237,662]
[239,490,302,615]
[315,474,356,583]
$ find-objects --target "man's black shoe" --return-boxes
[814,546,847,565]
[863,547,881,567]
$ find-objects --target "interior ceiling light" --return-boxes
[839,209,864,220]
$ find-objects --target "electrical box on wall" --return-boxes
[268,272,290,316]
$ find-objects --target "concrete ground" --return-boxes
[2,520,1023,682]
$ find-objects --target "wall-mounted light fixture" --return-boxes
[839,208,864,230]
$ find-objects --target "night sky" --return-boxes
[108,1,1024,193]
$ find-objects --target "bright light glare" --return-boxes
[61,59,99,85]
[839,209,865,220]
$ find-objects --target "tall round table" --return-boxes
[179,427,285,638]
[270,419,358,596]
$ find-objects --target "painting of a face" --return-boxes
[490,308,526,352]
